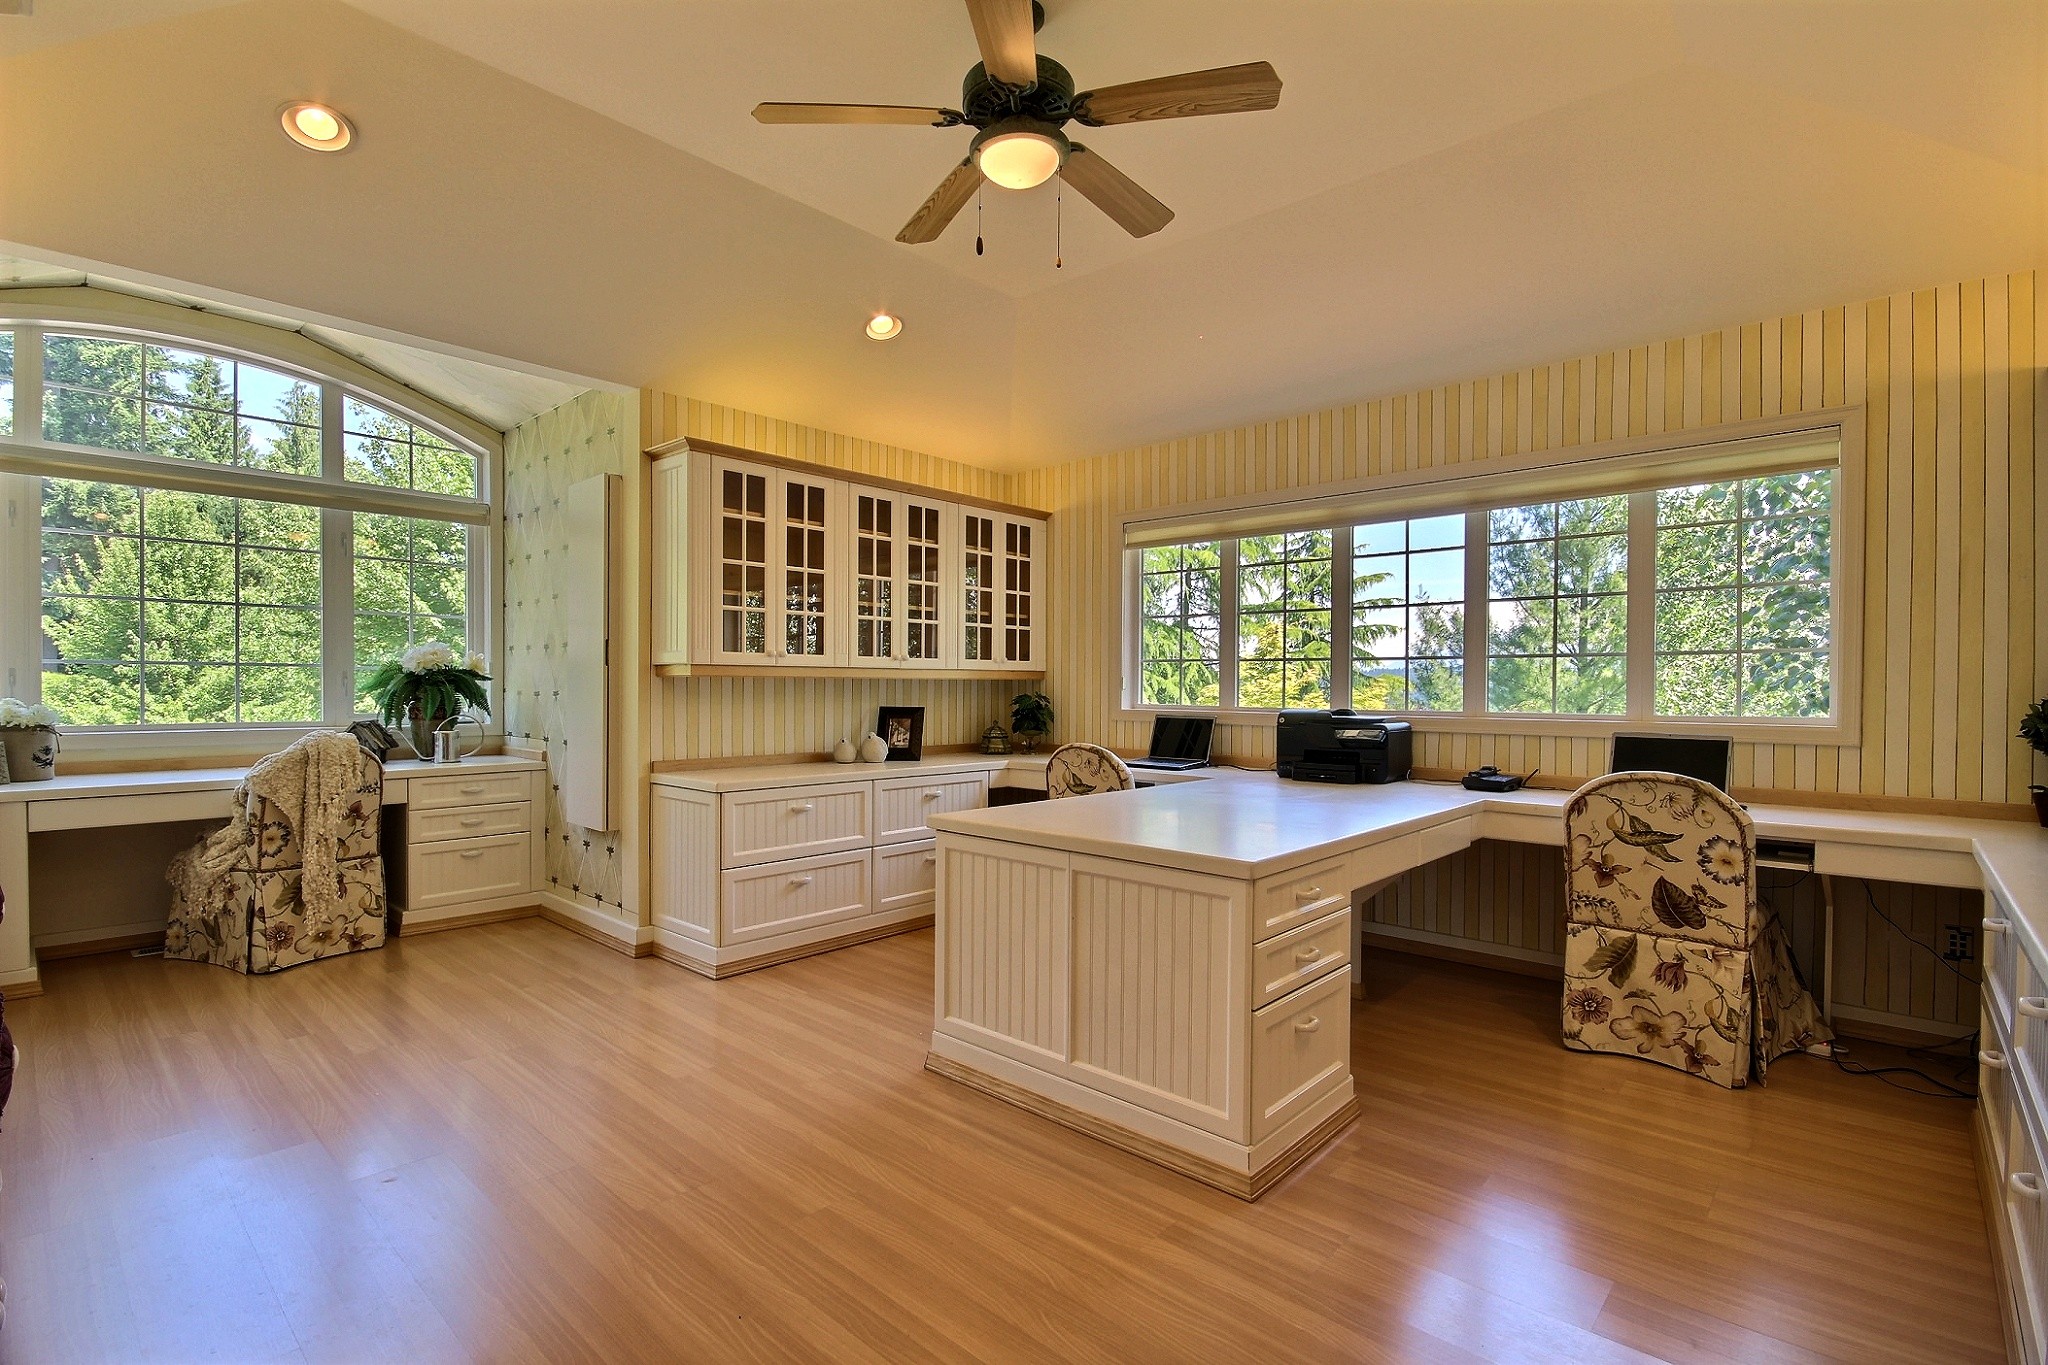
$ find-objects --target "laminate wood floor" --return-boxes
[0,920,2001,1364]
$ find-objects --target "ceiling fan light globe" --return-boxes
[972,124,1067,191]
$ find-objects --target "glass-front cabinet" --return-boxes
[651,441,1045,675]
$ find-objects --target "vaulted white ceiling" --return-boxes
[2,0,2041,468]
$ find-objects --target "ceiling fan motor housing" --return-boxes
[962,55,1078,126]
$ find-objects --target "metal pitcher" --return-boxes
[432,715,485,764]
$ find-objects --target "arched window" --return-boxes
[0,306,497,736]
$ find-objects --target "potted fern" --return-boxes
[1010,691,1054,754]
[362,644,491,759]
[2023,698,2048,826]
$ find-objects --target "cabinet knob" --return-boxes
[1293,1015,1322,1034]
[2019,997,2048,1019]
[923,789,943,800]
[789,876,814,888]
[1986,918,2012,934]
[1295,946,1322,963]
[924,854,938,865]
[1296,886,1324,904]
[459,816,486,827]
[1980,1049,2008,1070]
[459,849,485,860]
[790,803,814,814]
[459,784,486,795]
[2011,1171,2043,1200]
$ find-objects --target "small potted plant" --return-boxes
[361,644,492,758]
[1010,691,1054,754]
[2022,698,2048,827]
[0,699,65,782]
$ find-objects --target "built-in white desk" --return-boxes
[0,754,547,996]
[925,769,2045,1199]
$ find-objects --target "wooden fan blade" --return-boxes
[1060,145,1173,238]
[965,0,1038,87]
[1074,60,1282,126]
[897,160,983,243]
[753,103,960,126]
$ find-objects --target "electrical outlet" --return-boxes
[1945,925,1975,963]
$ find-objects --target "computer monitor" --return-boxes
[1146,716,1214,763]
[1609,733,1732,793]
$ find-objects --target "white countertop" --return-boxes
[652,754,1037,794]
[928,768,2047,940]
[0,752,544,803]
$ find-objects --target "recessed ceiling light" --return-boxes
[865,312,903,341]
[280,101,354,153]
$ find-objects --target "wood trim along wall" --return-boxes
[641,433,1051,521]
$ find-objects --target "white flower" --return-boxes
[0,698,64,729]
[401,642,457,674]
[465,652,488,675]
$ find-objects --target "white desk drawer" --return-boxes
[721,848,871,945]
[1252,855,1353,944]
[1250,970,1351,1142]
[408,771,531,811]
[1252,907,1351,1009]
[875,773,986,845]
[875,839,939,915]
[1983,1030,2015,1176]
[407,832,532,911]
[1986,906,2024,1041]
[411,801,530,845]
[2000,1095,2048,1363]
[720,781,871,868]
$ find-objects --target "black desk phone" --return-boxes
[1461,765,1532,793]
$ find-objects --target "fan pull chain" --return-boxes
[1055,180,1062,269]
[976,185,984,257]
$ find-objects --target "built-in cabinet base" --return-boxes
[925,1044,1358,1201]
[655,912,933,979]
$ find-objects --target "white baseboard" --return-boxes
[32,918,164,951]
[538,891,649,953]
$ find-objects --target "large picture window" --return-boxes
[1122,438,1843,732]
[0,317,492,732]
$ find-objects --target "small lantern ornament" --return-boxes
[981,723,1012,755]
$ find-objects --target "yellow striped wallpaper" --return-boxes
[640,393,1020,762]
[1011,271,2045,808]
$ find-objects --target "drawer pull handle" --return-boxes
[459,816,486,827]
[1295,946,1323,963]
[459,784,487,795]
[924,854,938,865]
[1986,918,2012,934]
[923,789,943,800]
[790,803,814,814]
[789,876,814,888]
[459,849,485,860]
[1981,1049,2009,1070]
[1296,886,1324,904]
[2011,1172,2043,1200]
[2019,997,2048,1019]
[1294,1015,1322,1034]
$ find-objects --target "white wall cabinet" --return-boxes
[650,761,995,977]
[649,438,1045,676]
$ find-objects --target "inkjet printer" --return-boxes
[1276,709,1414,784]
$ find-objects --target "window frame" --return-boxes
[0,297,502,753]
[1116,411,1862,743]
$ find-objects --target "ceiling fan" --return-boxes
[753,0,1281,244]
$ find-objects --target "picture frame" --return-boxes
[877,705,925,762]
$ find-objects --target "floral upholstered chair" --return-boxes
[165,737,388,974]
[1045,743,1135,799]
[1561,771,1830,1088]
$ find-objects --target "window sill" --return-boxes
[1114,704,1854,747]
[53,722,505,764]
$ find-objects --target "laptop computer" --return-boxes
[1608,732,1733,792]
[1126,716,1215,772]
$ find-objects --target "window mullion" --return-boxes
[1462,509,1488,715]
[318,386,353,724]
[15,328,43,442]
[1219,539,1240,710]
[1626,490,1657,718]
[1331,527,1352,709]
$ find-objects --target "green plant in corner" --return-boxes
[1010,691,1054,754]
[362,643,491,759]
[2022,698,2048,826]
